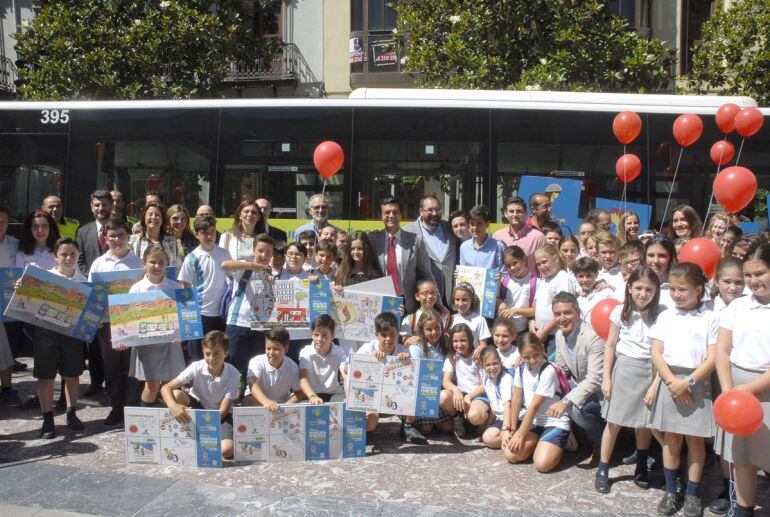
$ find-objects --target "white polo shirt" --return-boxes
[514,362,570,431]
[578,287,614,323]
[719,295,770,371]
[0,235,19,267]
[443,353,481,393]
[534,269,575,332]
[451,312,491,347]
[87,250,143,322]
[501,272,533,333]
[483,371,514,421]
[354,339,407,363]
[609,304,657,360]
[177,245,232,317]
[649,306,717,369]
[246,354,300,403]
[298,343,346,395]
[176,359,240,410]
[48,266,87,282]
[15,245,56,270]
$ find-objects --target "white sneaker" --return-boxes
[565,430,579,452]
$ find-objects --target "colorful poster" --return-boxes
[595,198,653,234]
[124,407,221,468]
[0,267,23,322]
[233,403,365,463]
[330,289,403,342]
[3,265,105,341]
[260,278,331,328]
[454,265,498,318]
[345,354,442,417]
[108,288,203,347]
[517,175,583,235]
[90,267,176,295]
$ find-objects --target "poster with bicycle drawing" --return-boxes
[330,288,403,342]
[345,354,442,417]
[124,407,221,468]
[232,403,366,463]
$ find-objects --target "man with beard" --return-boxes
[527,192,555,231]
[492,196,546,275]
[295,194,339,238]
[404,195,456,306]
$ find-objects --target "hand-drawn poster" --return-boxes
[261,278,330,328]
[345,354,442,417]
[330,289,403,342]
[517,175,583,235]
[108,288,203,347]
[3,265,105,341]
[233,403,366,463]
[0,267,22,322]
[595,198,652,234]
[454,265,498,318]
[90,267,177,295]
[124,407,221,468]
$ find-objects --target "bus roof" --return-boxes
[0,88,758,115]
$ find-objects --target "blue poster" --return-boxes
[517,176,583,235]
[108,288,203,347]
[309,279,331,322]
[342,407,367,459]
[305,405,331,461]
[416,359,442,417]
[194,410,222,468]
[739,222,760,234]
[455,266,498,319]
[595,198,653,234]
[4,265,105,341]
[0,267,22,322]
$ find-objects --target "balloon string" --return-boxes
[321,179,327,197]
[702,138,726,235]
[735,138,745,166]
[660,147,684,232]
[728,460,735,517]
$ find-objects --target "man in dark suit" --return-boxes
[403,195,457,307]
[256,196,288,242]
[75,189,113,396]
[368,197,435,314]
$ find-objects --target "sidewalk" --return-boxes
[1,361,768,516]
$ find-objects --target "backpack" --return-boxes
[500,273,538,307]
[520,361,572,397]
[219,269,253,321]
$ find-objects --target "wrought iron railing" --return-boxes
[223,43,319,85]
[0,56,18,94]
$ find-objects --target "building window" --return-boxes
[350,0,410,85]
[607,0,636,26]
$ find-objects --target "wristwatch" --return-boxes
[687,375,696,386]
[561,397,571,407]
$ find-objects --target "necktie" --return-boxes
[387,234,402,296]
[98,225,107,252]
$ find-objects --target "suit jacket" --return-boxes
[553,321,604,407]
[76,221,105,275]
[266,224,287,243]
[403,219,457,307]
[368,228,435,313]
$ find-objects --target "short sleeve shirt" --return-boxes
[246,355,300,403]
[719,295,770,371]
[501,272,533,333]
[451,312,491,347]
[442,353,481,393]
[649,306,717,369]
[514,363,570,431]
[176,360,241,409]
[534,269,575,331]
[609,305,656,360]
[298,343,346,395]
[483,371,514,420]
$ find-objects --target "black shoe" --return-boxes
[19,396,40,410]
[657,492,683,516]
[634,463,650,489]
[12,360,27,372]
[622,450,637,465]
[403,424,428,445]
[683,495,702,517]
[66,412,84,431]
[708,490,730,515]
[595,470,610,494]
[104,408,123,427]
[40,420,55,439]
[82,385,103,398]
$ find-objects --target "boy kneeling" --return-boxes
[161,330,240,459]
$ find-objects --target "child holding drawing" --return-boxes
[128,244,186,406]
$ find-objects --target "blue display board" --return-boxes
[0,267,22,322]
[455,265,499,318]
[595,198,653,233]
[517,175,583,235]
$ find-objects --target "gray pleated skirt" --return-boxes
[714,364,770,471]
[648,366,715,438]
[601,354,654,428]
[129,342,185,382]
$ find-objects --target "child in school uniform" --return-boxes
[309,241,337,281]
[440,323,485,438]
[88,219,144,426]
[451,283,491,356]
[531,244,576,348]
[503,332,572,472]
[648,263,717,516]
[244,327,300,411]
[559,236,580,274]
[296,315,346,404]
[177,215,231,361]
[595,266,664,494]
[613,241,645,301]
[713,246,770,517]
[402,279,452,339]
[491,318,519,372]
[221,233,275,374]
[466,346,514,450]
[342,312,411,434]
[595,231,624,291]
[127,244,186,406]
[34,237,87,438]
[497,245,535,336]
[645,236,678,310]
[573,257,614,323]
[160,330,240,459]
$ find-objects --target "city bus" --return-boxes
[0,89,765,237]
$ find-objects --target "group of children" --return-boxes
[3,199,770,517]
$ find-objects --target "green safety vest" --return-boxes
[57,218,79,239]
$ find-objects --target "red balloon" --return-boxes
[678,237,721,279]
[714,390,764,436]
[734,107,764,138]
[612,111,642,145]
[713,166,757,213]
[673,113,704,147]
[313,141,344,179]
[590,299,622,340]
[716,103,741,134]
[615,154,642,183]
[709,140,735,166]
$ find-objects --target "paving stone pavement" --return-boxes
[1,358,769,516]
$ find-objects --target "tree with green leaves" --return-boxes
[394,0,674,92]
[14,0,279,100]
[688,0,770,104]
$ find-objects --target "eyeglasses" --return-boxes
[106,233,128,240]
[418,290,439,297]
[621,258,641,267]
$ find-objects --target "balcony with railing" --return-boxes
[223,43,322,94]
[0,56,19,96]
